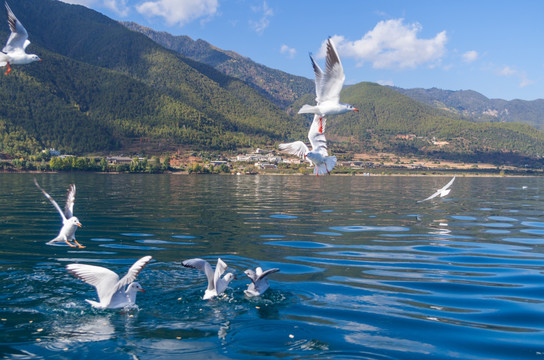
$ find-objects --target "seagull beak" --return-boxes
[76,222,82,227]
[353,108,359,112]
[139,288,145,293]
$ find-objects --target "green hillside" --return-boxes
[0,0,543,169]
[0,0,304,157]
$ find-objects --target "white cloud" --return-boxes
[320,19,447,70]
[249,1,273,35]
[280,44,296,58]
[499,65,516,76]
[136,0,219,26]
[462,50,478,63]
[377,80,395,86]
[498,66,535,88]
[60,0,129,16]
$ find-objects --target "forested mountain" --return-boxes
[391,87,544,130]
[292,83,544,164]
[0,0,304,156]
[122,21,314,109]
[1,0,544,168]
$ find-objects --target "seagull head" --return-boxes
[29,54,41,63]
[347,104,359,112]
[70,217,82,227]
[128,282,145,293]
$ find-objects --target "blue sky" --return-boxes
[60,0,544,101]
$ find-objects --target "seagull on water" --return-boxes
[244,266,279,297]
[34,178,84,248]
[182,258,235,300]
[418,176,456,203]
[298,38,358,133]
[279,114,337,176]
[1,2,41,75]
[66,256,152,309]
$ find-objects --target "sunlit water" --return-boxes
[1,173,544,359]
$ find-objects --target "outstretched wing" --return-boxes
[310,54,324,103]
[66,263,120,304]
[318,38,345,103]
[183,258,214,291]
[34,178,67,222]
[441,177,456,192]
[214,258,228,287]
[3,2,29,53]
[115,256,152,293]
[308,115,328,156]
[279,141,309,159]
[256,268,280,281]
[64,184,76,219]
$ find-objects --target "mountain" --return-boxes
[391,87,544,130]
[121,21,314,109]
[0,0,305,156]
[1,0,543,168]
[291,82,544,165]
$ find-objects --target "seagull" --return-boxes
[182,258,235,300]
[1,2,41,75]
[244,266,279,297]
[418,176,456,203]
[34,178,84,248]
[66,256,152,309]
[279,114,337,176]
[298,38,358,133]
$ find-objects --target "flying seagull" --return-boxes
[1,2,41,75]
[244,266,280,297]
[298,38,358,133]
[182,258,235,300]
[66,256,152,309]
[34,178,84,248]
[279,114,337,176]
[418,176,456,203]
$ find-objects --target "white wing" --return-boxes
[310,55,324,103]
[115,256,152,294]
[183,258,214,291]
[279,141,309,159]
[418,177,456,203]
[317,38,345,104]
[64,184,76,219]
[3,2,29,53]
[66,263,120,305]
[34,178,67,222]
[440,177,456,192]
[214,258,228,288]
[308,115,328,156]
[256,268,280,282]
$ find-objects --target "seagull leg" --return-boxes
[4,63,11,75]
[73,239,86,248]
[65,240,77,247]
[318,117,323,134]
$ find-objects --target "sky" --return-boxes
[59,0,544,101]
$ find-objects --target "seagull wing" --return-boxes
[308,115,328,156]
[214,258,228,286]
[417,190,441,203]
[256,268,280,281]
[183,258,215,291]
[310,54,324,103]
[66,263,120,305]
[64,184,76,219]
[3,2,29,53]
[441,176,456,192]
[115,256,152,293]
[319,38,345,103]
[279,141,309,159]
[34,178,67,222]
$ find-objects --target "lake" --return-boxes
[1,173,544,359]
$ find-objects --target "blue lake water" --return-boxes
[1,173,544,359]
